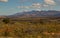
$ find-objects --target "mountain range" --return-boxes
[7,10,60,18]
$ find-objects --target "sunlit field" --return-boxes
[0,18,60,38]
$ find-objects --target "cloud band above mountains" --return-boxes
[18,3,41,9]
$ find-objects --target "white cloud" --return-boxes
[43,4,48,7]
[44,0,56,5]
[17,3,41,9]
[0,0,8,2]
[17,6,30,9]
[31,3,41,8]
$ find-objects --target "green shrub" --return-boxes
[2,18,10,24]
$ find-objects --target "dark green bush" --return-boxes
[2,18,10,24]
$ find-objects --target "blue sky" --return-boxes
[0,0,60,15]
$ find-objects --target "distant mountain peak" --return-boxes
[8,10,60,18]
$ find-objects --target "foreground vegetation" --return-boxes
[0,18,60,38]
